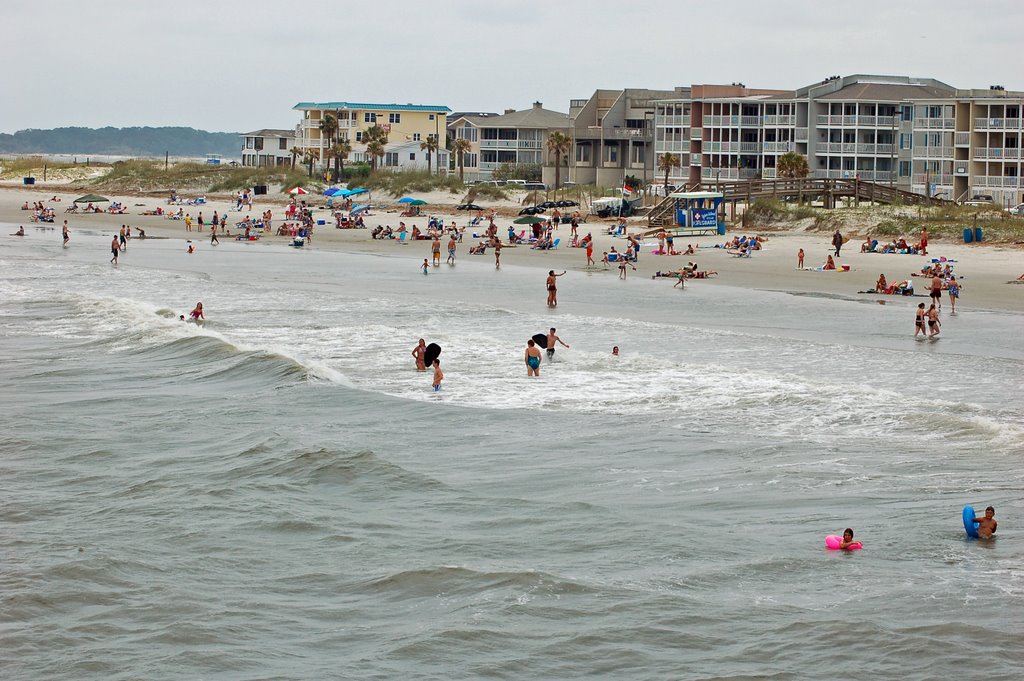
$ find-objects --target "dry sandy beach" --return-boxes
[5,186,1023,313]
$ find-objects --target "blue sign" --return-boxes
[691,208,717,227]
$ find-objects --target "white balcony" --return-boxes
[659,115,689,127]
[739,142,761,153]
[690,129,702,141]
[974,147,1022,160]
[914,118,955,130]
[970,175,1022,187]
[975,118,1023,130]
[816,115,897,127]
[955,132,971,146]
[480,139,543,150]
[701,167,740,180]
[912,173,954,185]
[763,115,795,126]
[917,146,954,158]
[763,141,793,153]
[740,116,762,126]
[655,140,688,153]
[795,127,808,141]
[762,167,777,178]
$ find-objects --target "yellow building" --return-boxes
[294,101,450,168]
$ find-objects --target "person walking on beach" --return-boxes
[545,327,569,361]
[446,235,457,265]
[210,222,219,245]
[546,270,566,307]
[586,240,595,266]
[920,227,929,256]
[915,303,926,337]
[431,359,443,392]
[197,212,205,232]
[185,214,192,232]
[797,248,804,269]
[927,303,941,337]
[493,239,502,269]
[431,236,441,267]
[525,339,542,377]
[832,230,843,257]
[62,221,70,247]
[119,225,127,251]
[948,275,960,312]
[930,273,943,309]
[110,236,120,264]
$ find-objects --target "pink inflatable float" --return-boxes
[825,535,863,550]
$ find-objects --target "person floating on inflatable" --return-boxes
[825,528,863,550]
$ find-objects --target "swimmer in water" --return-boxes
[189,302,204,320]
[12,226,25,236]
[972,506,997,539]
[525,339,542,377]
[432,358,443,391]
[839,528,859,549]
[412,338,427,371]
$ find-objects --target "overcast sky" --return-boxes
[4,0,1021,133]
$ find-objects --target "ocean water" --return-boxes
[2,227,1022,680]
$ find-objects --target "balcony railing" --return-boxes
[813,169,894,181]
[480,139,542,149]
[762,167,777,178]
[975,118,1023,130]
[705,141,739,153]
[973,175,1022,187]
[912,173,954,185]
[740,116,762,126]
[690,129,702,141]
[913,117,955,129]
[701,167,740,179]
[954,132,971,146]
[974,147,1022,160]
[659,115,688,127]
[655,140,688,153]
[690,153,702,166]
[763,115,795,126]
[917,146,954,158]
[762,141,793,153]
[795,127,808,141]
[739,141,761,153]
[816,115,898,127]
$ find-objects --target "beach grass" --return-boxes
[88,160,316,194]
[0,156,98,180]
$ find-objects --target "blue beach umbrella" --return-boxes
[397,197,415,203]
[323,187,342,196]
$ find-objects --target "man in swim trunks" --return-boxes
[446,235,457,265]
[546,327,569,361]
[110,236,120,264]
[930,274,942,308]
[546,270,566,307]
[119,225,127,251]
[63,221,70,246]
[431,236,441,267]
[525,339,542,377]
[412,338,427,371]
[972,506,997,539]
[432,359,443,391]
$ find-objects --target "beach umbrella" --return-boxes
[457,203,484,211]
[514,215,547,225]
[397,197,415,203]
[73,194,109,203]
[288,187,308,195]
[323,187,342,196]
[408,199,428,206]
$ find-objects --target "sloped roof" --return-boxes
[241,129,294,138]
[818,83,954,101]
[478,106,569,129]
[293,102,451,113]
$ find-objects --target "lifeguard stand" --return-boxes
[669,191,725,236]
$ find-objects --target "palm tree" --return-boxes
[303,148,319,178]
[776,151,809,179]
[366,141,385,171]
[319,113,338,147]
[332,139,352,179]
[363,125,388,171]
[290,146,302,169]
[657,153,682,194]
[420,135,440,174]
[546,131,571,189]
[451,138,472,182]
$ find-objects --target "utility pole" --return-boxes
[165,151,169,171]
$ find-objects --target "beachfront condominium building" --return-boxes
[568,88,680,188]
[651,74,1024,205]
[240,129,297,167]
[293,101,450,170]
[448,103,569,182]
[446,112,499,181]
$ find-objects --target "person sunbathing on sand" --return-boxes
[875,273,887,293]
[823,255,836,270]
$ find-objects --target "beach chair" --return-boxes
[550,238,560,250]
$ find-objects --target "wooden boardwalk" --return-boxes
[647,178,953,227]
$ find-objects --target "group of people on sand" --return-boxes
[860,228,929,256]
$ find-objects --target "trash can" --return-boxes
[23,177,35,185]
[974,227,983,243]
[963,228,973,243]
[717,220,726,236]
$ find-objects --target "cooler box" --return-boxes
[974,227,983,242]
[23,177,35,185]
[963,228,973,243]
[317,219,326,225]
[841,264,851,272]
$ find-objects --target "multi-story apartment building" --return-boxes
[651,75,1024,205]
[293,101,449,167]
[448,103,569,182]
[568,88,679,187]
[240,129,296,167]
[447,112,499,181]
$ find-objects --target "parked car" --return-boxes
[505,179,527,187]
[1008,203,1024,215]
[524,182,547,191]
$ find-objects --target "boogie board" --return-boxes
[424,343,442,367]
[532,333,548,349]
[963,505,979,539]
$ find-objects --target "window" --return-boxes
[463,152,477,167]
[576,143,591,163]
[429,114,435,121]
[364,112,376,123]
[384,152,398,167]
[355,132,363,142]
[279,138,288,150]
[630,144,645,164]
[459,127,478,142]
[605,145,619,163]
[254,137,264,151]
[389,113,401,124]
[901,105,913,121]
[900,133,912,150]
[413,133,421,141]
[245,137,254,149]
[409,153,416,161]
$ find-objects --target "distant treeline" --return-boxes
[0,127,241,157]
